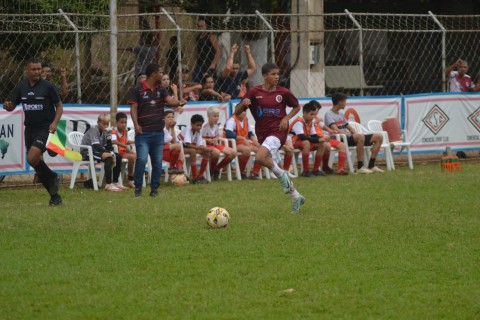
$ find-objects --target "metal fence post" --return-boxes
[161,8,183,99]
[255,10,275,64]
[345,9,364,96]
[429,11,446,92]
[58,9,82,103]
[109,0,118,121]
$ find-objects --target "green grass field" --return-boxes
[1,163,479,319]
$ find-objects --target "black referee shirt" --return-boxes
[129,80,171,132]
[10,78,60,128]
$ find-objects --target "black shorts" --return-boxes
[25,126,49,153]
[346,133,373,147]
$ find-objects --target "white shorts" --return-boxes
[262,136,282,163]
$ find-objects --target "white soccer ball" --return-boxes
[171,173,188,187]
[206,207,230,228]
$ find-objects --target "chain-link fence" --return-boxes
[2,10,480,105]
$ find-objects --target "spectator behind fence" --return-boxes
[175,66,202,101]
[192,17,220,83]
[165,36,183,82]
[200,75,231,102]
[445,59,479,92]
[41,64,69,99]
[216,44,256,99]
[81,113,125,192]
[324,92,384,174]
[121,33,158,78]
[112,112,136,188]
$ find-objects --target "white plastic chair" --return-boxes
[68,131,103,190]
[368,120,413,169]
[219,138,241,181]
[348,121,394,171]
[327,133,355,173]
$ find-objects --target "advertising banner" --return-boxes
[405,94,480,152]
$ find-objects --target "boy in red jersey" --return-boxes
[234,63,305,214]
[112,112,136,188]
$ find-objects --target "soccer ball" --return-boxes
[171,173,188,187]
[206,207,230,228]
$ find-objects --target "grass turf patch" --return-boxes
[1,163,479,319]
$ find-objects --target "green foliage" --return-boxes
[0,0,110,61]
[1,163,480,318]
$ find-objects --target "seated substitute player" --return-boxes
[224,109,263,179]
[310,100,348,175]
[163,110,184,175]
[178,114,213,184]
[112,112,136,188]
[324,92,384,174]
[201,106,237,180]
[81,113,126,192]
[234,62,305,214]
[288,102,328,177]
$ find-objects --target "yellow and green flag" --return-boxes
[46,133,82,161]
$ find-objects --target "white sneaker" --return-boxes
[105,183,122,192]
[369,166,385,173]
[127,181,135,188]
[113,182,130,190]
[357,166,373,174]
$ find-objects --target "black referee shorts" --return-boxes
[25,126,49,153]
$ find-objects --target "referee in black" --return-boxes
[3,57,64,206]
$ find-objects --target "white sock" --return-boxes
[272,161,285,177]
[289,188,300,200]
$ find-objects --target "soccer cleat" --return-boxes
[168,167,184,175]
[212,170,221,181]
[336,169,349,176]
[301,170,313,177]
[134,187,142,197]
[280,171,293,194]
[49,194,63,206]
[322,167,335,175]
[105,183,122,192]
[193,177,209,184]
[249,173,261,180]
[311,170,327,177]
[357,166,373,174]
[291,195,305,214]
[369,166,385,173]
[240,173,247,180]
[48,173,60,196]
[127,180,135,188]
[150,189,159,197]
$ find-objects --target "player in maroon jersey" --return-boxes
[234,63,305,214]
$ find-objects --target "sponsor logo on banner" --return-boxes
[467,106,480,133]
[422,104,449,135]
